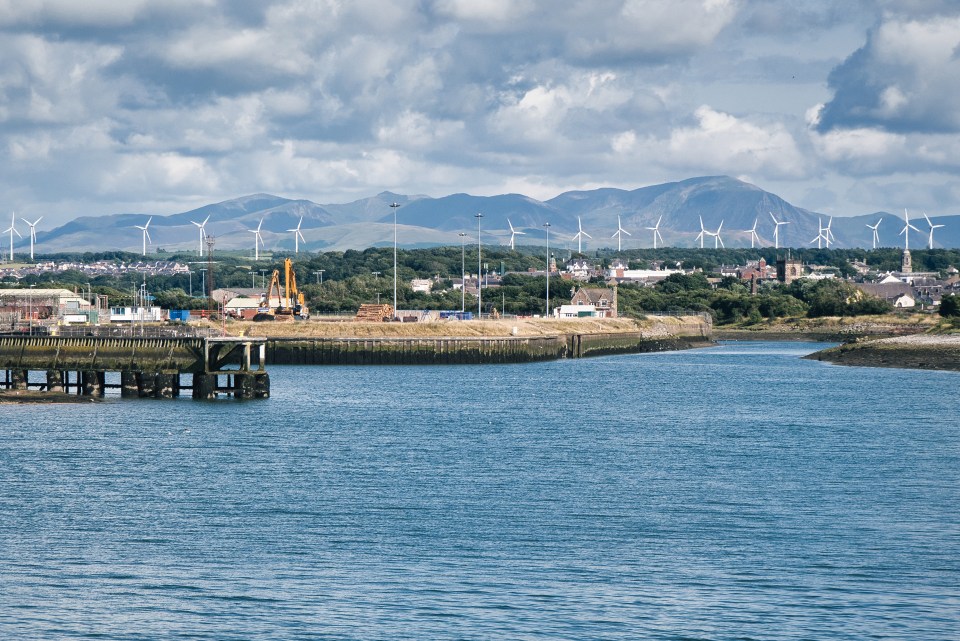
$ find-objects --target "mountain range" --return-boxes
[21,176,960,255]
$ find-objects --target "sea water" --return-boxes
[1,341,958,640]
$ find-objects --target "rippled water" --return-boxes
[2,341,958,640]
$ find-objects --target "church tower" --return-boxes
[901,249,913,274]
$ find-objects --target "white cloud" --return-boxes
[432,0,535,23]
[660,106,807,178]
[99,153,220,196]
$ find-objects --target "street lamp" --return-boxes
[475,212,483,318]
[188,270,193,297]
[391,202,400,319]
[200,268,207,299]
[259,269,266,289]
[28,284,36,335]
[250,271,256,288]
[544,222,551,317]
[458,232,466,313]
[314,270,324,285]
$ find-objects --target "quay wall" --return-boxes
[0,336,205,373]
[266,331,713,365]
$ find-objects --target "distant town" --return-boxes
[2,236,960,333]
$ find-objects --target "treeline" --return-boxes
[617,273,891,323]
[12,246,958,322]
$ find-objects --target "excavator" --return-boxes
[256,258,310,321]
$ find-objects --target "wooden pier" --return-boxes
[0,335,269,399]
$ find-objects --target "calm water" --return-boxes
[1,341,958,640]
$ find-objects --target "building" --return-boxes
[554,304,599,318]
[776,257,803,284]
[570,287,617,318]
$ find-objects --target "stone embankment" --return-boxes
[805,334,960,372]
[224,316,713,365]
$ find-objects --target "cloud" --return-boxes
[817,12,960,133]
[657,106,808,178]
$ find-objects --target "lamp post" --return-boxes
[188,270,193,297]
[458,232,466,313]
[544,222,551,317]
[250,271,256,288]
[314,270,324,285]
[259,269,266,288]
[475,212,483,318]
[28,284,36,335]
[200,269,207,300]
[391,202,400,319]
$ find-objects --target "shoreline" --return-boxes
[804,334,960,372]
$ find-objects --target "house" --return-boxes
[893,293,916,308]
[564,259,596,281]
[570,287,617,318]
[554,304,599,318]
[410,279,433,293]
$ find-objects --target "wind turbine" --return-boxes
[823,216,835,248]
[696,215,708,249]
[288,216,305,253]
[899,209,920,250]
[866,218,882,250]
[249,218,265,260]
[769,212,789,249]
[922,213,944,249]
[21,216,42,260]
[645,216,662,250]
[133,216,152,256]
[190,214,210,257]
[571,216,592,253]
[507,219,525,250]
[744,218,760,248]
[709,220,724,249]
[809,217,827,249]
[4,213,21,261]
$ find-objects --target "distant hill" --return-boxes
[23,177,960,255]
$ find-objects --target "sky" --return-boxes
[3,0,960,228]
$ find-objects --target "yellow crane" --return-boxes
[258,258,310,320]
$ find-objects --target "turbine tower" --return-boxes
[21,216,42,260]
[249,218,265,260]
[4,213,21,261]
[133,216,152,257]
[507,219,525,250]
[899,209,920,251]
[190,214,210,257]
[810,217,827,249]
[923,213,944,249]
[645,216,662,249]
[571,216,592,253]
[769,212,789,249]
[744,218,760,249]
[612,215,632,251]
[866,218,882,250]
[288,216,305,253]
[696,215,707,249]
[709,220,724,249]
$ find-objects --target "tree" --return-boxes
[940,294,960,317]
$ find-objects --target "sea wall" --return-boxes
[266,331,713,365]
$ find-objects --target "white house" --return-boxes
[893,293,916,308]
[554,304,599,318]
